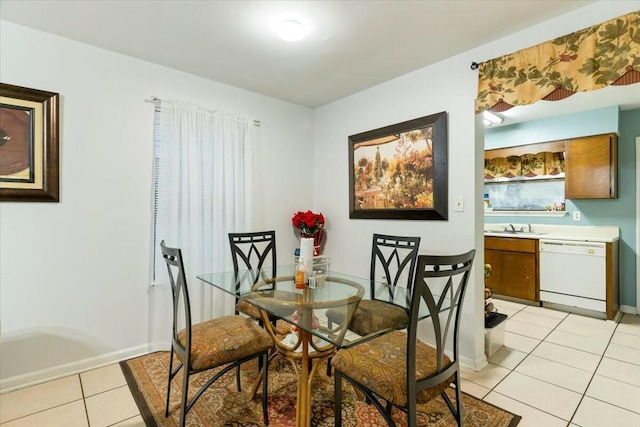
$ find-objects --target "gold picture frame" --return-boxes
[0,83,59,202]
[348,112,448,220]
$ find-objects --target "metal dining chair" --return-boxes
[326,233,421,375]
[332,250,476,427]
[161,241,273,427]
[228,230,292,382]
[228,230,285,328]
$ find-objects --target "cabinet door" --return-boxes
[565,134,617,199]
[484,250,503,295]
[500,252,536,301]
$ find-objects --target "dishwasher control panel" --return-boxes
[539,240,606,257]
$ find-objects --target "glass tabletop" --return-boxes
[197,264,413,348]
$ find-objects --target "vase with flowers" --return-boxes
[292,210,325,256]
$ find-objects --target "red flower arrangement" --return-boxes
[292,210,325,237]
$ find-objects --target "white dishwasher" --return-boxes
[539,239,607,312]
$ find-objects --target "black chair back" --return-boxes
[160,241,192,374]
[370,233,421,306]
[229,230,277,281]
[229,231,277,319]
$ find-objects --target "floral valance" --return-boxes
[476,10,640,113]
[484,152,565,180]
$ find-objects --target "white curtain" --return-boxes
[152,99,255,322]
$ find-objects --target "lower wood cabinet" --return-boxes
[485,237,538,302]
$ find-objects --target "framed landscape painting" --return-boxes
[0,83,59,202]
[348,111,448,220]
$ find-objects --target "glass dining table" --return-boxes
[197,264,412,427]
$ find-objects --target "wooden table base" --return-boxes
[252,313,336,427]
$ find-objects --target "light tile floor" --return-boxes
[462,301,640,427]
[1,303,639,426]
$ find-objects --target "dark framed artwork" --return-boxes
[349,112,448,220]
[0,83,59,202]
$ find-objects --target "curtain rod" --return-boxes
[144,96,261,127]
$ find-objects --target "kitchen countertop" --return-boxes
[484,224,619,243]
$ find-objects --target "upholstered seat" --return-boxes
[332,330,453,406]
[325,300,408,337]
[235,299,263,322]
[177,315,273,371]
[232,301,291,335]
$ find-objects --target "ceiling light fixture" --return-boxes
[483,110,504,126]
[277,20,305,42]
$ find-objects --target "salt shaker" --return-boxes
[308,270,317,289]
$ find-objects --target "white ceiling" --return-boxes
[1,0,603,107]
[2,0,639,121]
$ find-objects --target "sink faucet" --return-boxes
[508,224,516,232]
[527,224,532,232]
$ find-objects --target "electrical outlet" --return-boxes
[454,196,464,212]
[573,211,581,221]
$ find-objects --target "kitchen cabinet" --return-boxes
[485,237,538,302]
[484,225,620,320]
[565,133,617,199]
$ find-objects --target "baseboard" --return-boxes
[0,344,151,393]
[460,352,488,372]
[541,301,609,320]
[620,305,637,315]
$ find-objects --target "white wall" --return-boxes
[0,21,314,391]
[313,52,487,368]
[312,0,640,369]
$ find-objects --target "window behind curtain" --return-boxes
[150,99,254,318]
[151,103,166,283]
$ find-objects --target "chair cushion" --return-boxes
[236,298,295,322]
[236,299,264,321]
[331,330,453,407]
[177,315,274,371]
[326,300,409,337]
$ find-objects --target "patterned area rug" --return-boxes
[121,351,520,427]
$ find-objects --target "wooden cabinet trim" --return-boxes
[606,242,619,320]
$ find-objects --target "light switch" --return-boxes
[454,196,464,212]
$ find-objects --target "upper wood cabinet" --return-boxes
[565,134,617,199]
